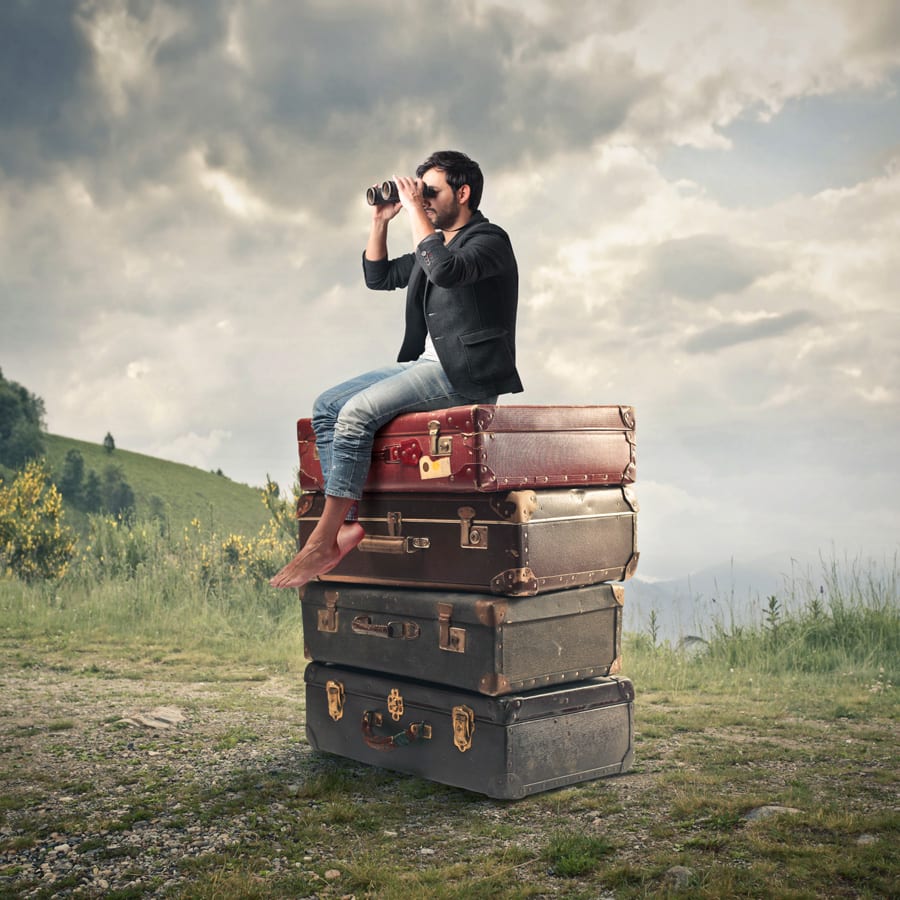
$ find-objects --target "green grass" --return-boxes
[40,432,274,538]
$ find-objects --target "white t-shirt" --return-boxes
[420,328,440,362]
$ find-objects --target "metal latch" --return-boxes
[437,602,466,653]
[326,679,345,721]
[452,705,475,752]
[387,688,404,722]
[427,419,453,456]
[458,506,488,550]
[317,590,339,633]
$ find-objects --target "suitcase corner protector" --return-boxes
[487,774,525,801]
[478,673,511,696]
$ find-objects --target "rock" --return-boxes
[664,865,694,888]
[324,869,341,880]
[744,805,802,822]
[856,833,877,845]
[119,707,185,729]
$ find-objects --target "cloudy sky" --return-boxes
[2,0,898,580]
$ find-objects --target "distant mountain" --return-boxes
[622,550,852,642]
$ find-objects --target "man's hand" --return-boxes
[370,187,402,224]
[393,175,425,213]
[393,174,437,245]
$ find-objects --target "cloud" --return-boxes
[639,234,780,301]
[1,0,899,578]
[683,309,816,353]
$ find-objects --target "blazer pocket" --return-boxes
[459,328,515,384]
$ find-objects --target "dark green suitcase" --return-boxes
[304,663,634,800]
[301,581,623,695]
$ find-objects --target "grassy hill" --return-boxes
[37,433,274,539]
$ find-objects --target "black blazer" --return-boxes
[362,211,524,399]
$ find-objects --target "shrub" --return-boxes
[0,460,76,582]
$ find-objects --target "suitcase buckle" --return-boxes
[427,419,453,457]
[452,705,475,753]
[326,680,345,721]
[437,602,466,653]
[317,591,340,633]
[458,507,488,550]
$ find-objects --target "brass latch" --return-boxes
[326,679,345,721]
[458,506,488,550]
[427,419,453,456]
[452,705,475,752]
[387,688,404,722]
[317,590,339,633]
[437,602,466,653]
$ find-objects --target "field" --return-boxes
[1,539,896,898]
[38,433,274,538]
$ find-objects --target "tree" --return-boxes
[101,464,135,521]
[103,432,116,454]
[83,470,102,513]
[0,369,46,468]
[58,449,85,504]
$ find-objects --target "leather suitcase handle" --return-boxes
[361,711,431,751]
[357,535,430,554]
[372,439,423,466]
[351,616,421,640]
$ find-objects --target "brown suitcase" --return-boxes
[297,486,639,595]
[304,662,635,800]
[298,404,636,493]
[301,581,624,695]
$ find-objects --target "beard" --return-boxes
[428,198,462,232]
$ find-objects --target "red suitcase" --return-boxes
[298,404,635,493]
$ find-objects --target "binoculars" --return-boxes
[366,180,438,205]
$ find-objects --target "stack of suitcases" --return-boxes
[296,405,638,800]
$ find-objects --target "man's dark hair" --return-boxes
[417,150,484,211]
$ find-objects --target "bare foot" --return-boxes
[333,521,366,563]
[269,521,365,589]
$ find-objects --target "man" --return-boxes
[270,150,522,589]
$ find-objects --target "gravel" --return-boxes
[1,665,317,897]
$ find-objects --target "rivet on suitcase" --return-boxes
[301,581,624,695]
[304,662,635,800]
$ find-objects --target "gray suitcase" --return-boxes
[304,662,635,800]
[302,581,624,695]
[298,486,638,595]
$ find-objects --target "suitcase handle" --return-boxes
[357,535,431,554]
[361,711,432,751]
[351,616,421,640]
[373,439,423,466]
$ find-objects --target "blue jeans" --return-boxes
[312,360,497,500]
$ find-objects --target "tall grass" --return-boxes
[0,512,306,671]
[2,510,897,688]
[626,554,898,692]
